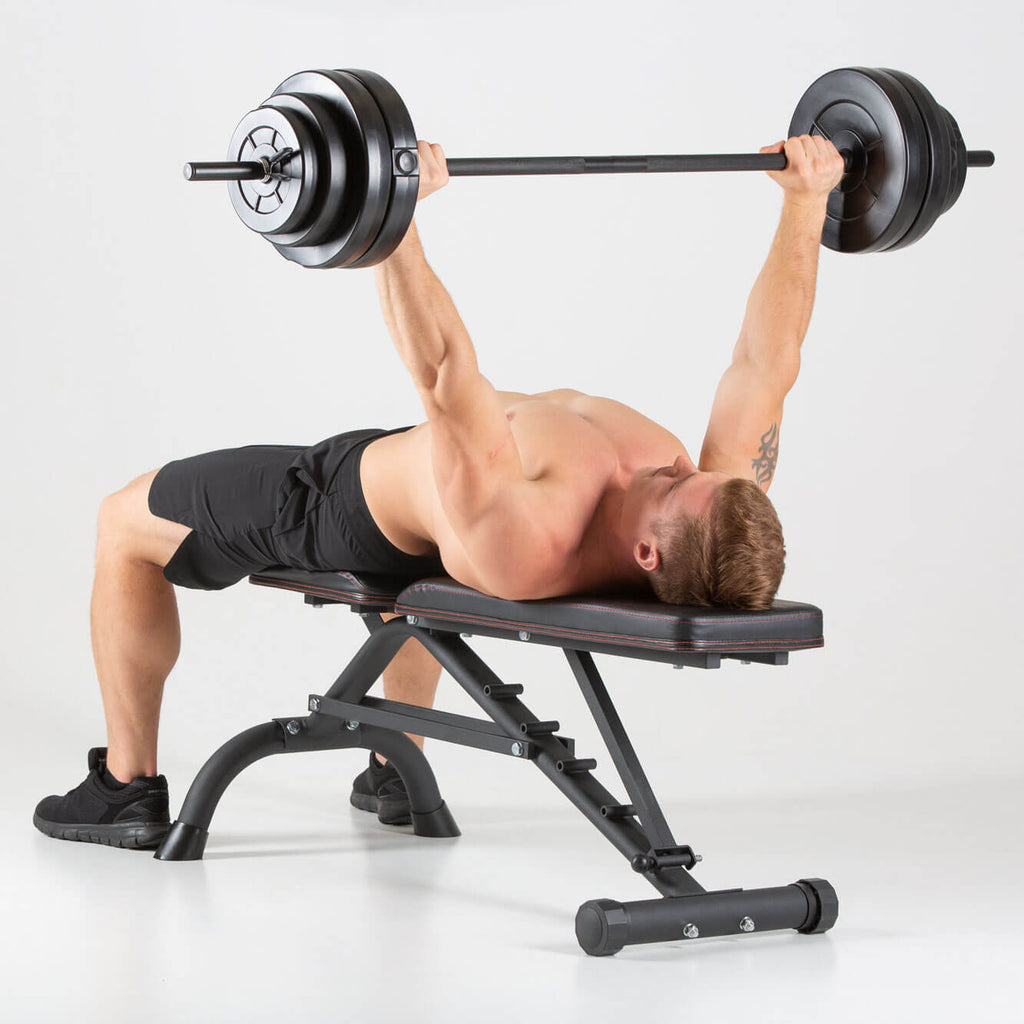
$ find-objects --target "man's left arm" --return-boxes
[699,135,845,491]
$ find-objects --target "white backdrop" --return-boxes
[1,0,1020,811]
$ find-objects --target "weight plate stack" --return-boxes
[789,67,930,253]
[878,69,961,251]
[341,69,419,269]
[266,70,392,268]
[256,91,348,250]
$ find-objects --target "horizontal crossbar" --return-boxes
[313,694,536,759]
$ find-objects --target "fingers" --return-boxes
[415,140,449,201]
[786,135,844,170]
[769,134,845,195]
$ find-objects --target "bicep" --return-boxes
[698,356,795,491]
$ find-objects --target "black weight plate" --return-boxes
[939,106,967,216]
[258,91,346,249]
[227,105,317,237]
[341,69,419,268]
[789,67,929,253]
[878,69,950,251]
[268,70,390,268]
[312,69,393,267]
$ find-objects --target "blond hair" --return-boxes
[649,478,785,609]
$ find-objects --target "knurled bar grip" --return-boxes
[446,150,995,174]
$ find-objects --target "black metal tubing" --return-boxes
[575,881,833,955]
[564,649,677,851]
[315,693,535,759]
[155,614,715,893]
[155,606,836,955]
[155,711,459,861]
[154,621,462,861]
[402,624,705,897]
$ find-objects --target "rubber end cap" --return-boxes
[411,801,461,838]
[153,820,209,861]
[575,899,628,956]
[796,877,840,933]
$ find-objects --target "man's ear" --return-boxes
[634,538,660,573]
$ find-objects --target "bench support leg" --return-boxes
[155,624,461,861]
[155,611,837,956]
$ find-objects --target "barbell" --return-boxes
[183,67,994,266]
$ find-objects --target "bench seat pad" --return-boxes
[250,569,823,654]
[395,578,822,653]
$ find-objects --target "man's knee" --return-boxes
[96,470,188,567]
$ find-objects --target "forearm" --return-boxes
[735,195,828,377]
[374,221,478,397]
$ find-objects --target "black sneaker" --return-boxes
[350,751,411,825]
[33,747,171,850]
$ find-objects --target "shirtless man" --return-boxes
[34,134,845,847]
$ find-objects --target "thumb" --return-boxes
[760,141,785,154]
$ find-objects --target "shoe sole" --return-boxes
[349,791,412,827]
[33,813,171,850]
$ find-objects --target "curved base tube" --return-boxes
[153,714,459,860]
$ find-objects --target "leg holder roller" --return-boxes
[575,878,839,956]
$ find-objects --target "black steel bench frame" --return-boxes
[155,568,838,956]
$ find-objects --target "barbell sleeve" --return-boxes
[183,161,267,181]
[966,150,995,167]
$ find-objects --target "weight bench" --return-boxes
[155,568,838,956]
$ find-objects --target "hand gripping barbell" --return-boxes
[183,67,994,267]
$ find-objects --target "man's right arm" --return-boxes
[373,145,561,589]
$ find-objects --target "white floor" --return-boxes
[5,762,1021,1023]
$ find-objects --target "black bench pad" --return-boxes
[250,568,413,610]
[395,578,822,654]
[250,570,823,654]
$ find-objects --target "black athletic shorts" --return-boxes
[148,426,446,591]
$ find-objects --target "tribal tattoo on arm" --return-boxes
[751,423,779,489]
